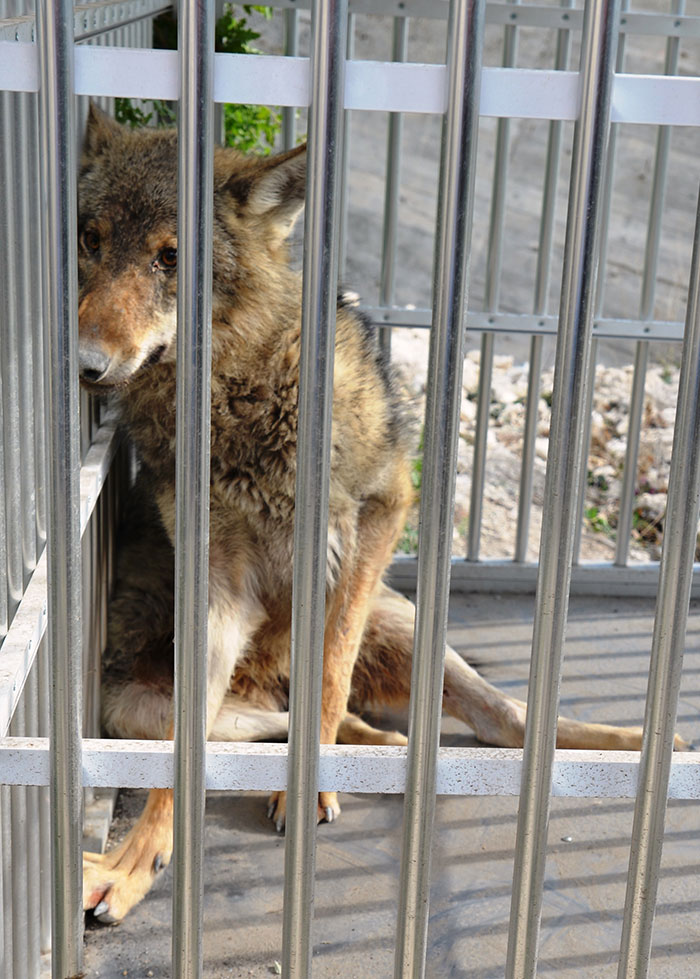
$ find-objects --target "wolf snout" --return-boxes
[79,343,112,384]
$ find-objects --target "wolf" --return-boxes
[77,105,685,924]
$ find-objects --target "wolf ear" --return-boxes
[227,144,307,243]
[83,102,124,160]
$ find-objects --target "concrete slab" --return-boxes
[82,592,700,979]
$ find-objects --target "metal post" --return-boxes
[282,2,347,977]
[617,180,700,979]
[505,1,620,976]
[337,12,355,280]
[171,0,215,974]
[283,8,299,151]
[573,0,629,563]
[378,14,409,357]
[394,0,484,975]
[0,90,24,623]
[615,0,685,566]
[36,0,84,972]
[515,0,574,563]
[467,0,518,562]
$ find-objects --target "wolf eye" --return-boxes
[158,247,177,270]
[82,229,100,253]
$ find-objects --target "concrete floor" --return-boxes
[83,591,700,979]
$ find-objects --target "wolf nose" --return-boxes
[79,347,111,383]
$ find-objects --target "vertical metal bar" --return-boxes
[614,339,648,564]
[515,0,574,563]
[0,369,7,641]
[15,91,39,577]
[337,12,355,280]
[393,1,484,975]
[36,0,84,972]
[592,0,629,319]
[1,785,12,979]
[282,1,347,976]
[0,90,25,622]
[615,0,685,566]
[572,335,598,562]
[0,796,4,979]
[466,0,518,562]
[617,180,700,979]
[30,90,48,552]
[505,2,620,976]
[24,664,42,976]
[378,14,409,357]
[10,698,29,979]
[283,9,299,151]
[38,637,52,954]
[573,0,628,563]
[171,0,215,973]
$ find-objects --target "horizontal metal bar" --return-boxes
[3,47,700,127]
[363,306,687,341]
[0,419,120,735]
[388,556,700,599]
[2,738,699,798]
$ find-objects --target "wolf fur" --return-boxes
[77,105,685,924]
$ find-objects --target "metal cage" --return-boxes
[1,1,700,976]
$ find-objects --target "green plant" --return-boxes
[115,97,176,130]
[216,4,281,155]
[115,5,281,154]
[585,505,612,536]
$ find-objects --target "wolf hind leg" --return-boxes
[353,584,690,752]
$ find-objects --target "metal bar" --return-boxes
[393,0,484,975]
[282,1,347,975]
[36,0,84,971]
[282,7,299,150]
[378,14,409,356]
[337,12,354,279]
[615,0,685,567]
[0,89,24,625]
[573,0,629,564]
[592,0,629,319]
[615,338,648,565]
[29,88,47,553]
[617,180,700,979]
[15,91,38,579]
[505,1,621,976]
[9,698,29,979]
[1,784,12,979]
[467,0,518,562]
[171,0,215,972]
[516,0,575,564]
[0,372,7,641]
[24,663,41,976]
[4,737,700,798]
[572,335,598,563]
[38,636,52,955]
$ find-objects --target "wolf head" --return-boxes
[77,104,306,389]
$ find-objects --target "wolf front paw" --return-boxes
[83,844,170,924]
[267,790,341,833]
[83,787,173,923]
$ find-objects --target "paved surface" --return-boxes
[82,592,700,979]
